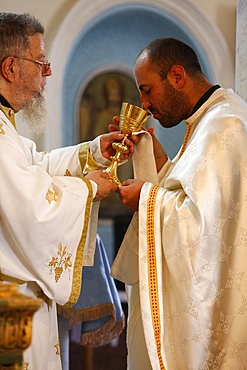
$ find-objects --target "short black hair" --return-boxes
[138,38,203,79]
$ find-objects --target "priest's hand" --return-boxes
[100,131,137,161]
[85,170,118,201]
[100,116,138,160]
[118,179,145,211]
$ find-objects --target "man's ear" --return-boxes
[1,57,17,82]
[167,65,186,89]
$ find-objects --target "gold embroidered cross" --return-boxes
[0,123,5,135]
[54,339,60,355]
[46,189,58,204]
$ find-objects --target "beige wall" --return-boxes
[0,0,77,52]
[0,0,237,64]
[194,0,236,60]
[0,0,237,142]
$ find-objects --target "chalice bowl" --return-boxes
[105,102,150,186]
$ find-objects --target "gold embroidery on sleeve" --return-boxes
[0,123,5,135]
[22,362,29,370]
[179,122,192,158]
[0,104,16,128]
[54,339,60,356]
[64,177,94,307]
[48,243,72,282]
[79,141,105,175]
[46,188,58,204]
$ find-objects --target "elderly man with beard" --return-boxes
[0,12,135,370]
[112,38,247,369]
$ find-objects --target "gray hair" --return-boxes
[0,12,44,61]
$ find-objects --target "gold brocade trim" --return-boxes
[147,185,166,370]
[179,122,192,158]
[64,177,94,307]
[0,273,26,285]
[0,104,16,129]
[0,123,5,134]
[58,302,125,347]
[79,142,105,175]
[58,301,116,327]
[22,362,29,370]
[54,339,60,356]
[80,311,125,348]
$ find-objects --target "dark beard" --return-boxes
[20,92,49,137]
[157,79,192,128]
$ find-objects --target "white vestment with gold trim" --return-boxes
[0,110,100,369]
[112,88,247,369]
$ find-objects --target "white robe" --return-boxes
[0,110,100,369]
[112,88,247,369]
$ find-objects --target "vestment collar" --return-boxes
[0,95,16,129]
[191,85,221,116]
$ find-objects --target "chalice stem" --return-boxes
[117,134,128,148]
[104,157,122,187]
[104,139,127,187]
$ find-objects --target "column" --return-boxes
[236,0,247,102]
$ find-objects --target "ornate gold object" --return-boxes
[0,282,42,369]
[105,102,150,186]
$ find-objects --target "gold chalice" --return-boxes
[105,102,150,186]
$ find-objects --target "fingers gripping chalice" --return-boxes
[105,102,150,186]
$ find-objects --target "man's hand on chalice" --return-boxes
[85,170,118,201]
[108,116,139,156]
[100,131,137,161]
[118,179,145,211]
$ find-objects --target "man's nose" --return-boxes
[141,100,151,111]
[43,66,52,77]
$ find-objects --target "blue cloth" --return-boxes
[58,234,124,348]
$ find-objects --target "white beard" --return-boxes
[20,92,49,137]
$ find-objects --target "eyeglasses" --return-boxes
[15,56,51,75]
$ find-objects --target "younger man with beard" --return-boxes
[0,12,134,370]
[113,38,247,369]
